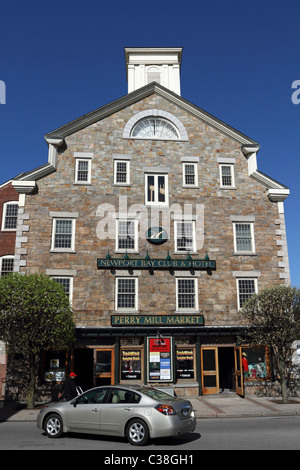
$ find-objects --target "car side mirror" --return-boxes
[71,399,77,408]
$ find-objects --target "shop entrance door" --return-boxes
[95,349,115,386]
[201,347,219,395]
[234,347,244,396]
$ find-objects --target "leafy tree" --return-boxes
[0,274,75,408]
[241,285,300,403]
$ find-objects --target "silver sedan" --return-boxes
[37,385,196,446]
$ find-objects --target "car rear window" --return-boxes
[141,389,175,401]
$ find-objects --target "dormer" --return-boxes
[125,47,182,95]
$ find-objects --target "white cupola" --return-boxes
[124,47,182,96]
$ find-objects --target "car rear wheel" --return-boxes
[126,418,149,446]
[44,413,63,438]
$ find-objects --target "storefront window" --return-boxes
[148,337,173,382]
[120,349,142,381]
[176,348,195,380]
[242,347,269,380]
[43,351,66,383]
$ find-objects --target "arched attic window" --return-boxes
[123,110,189,141]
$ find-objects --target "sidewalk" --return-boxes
[1,393,300,422]
[190,392,300,419]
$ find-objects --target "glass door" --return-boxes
[201,347,219,395]
[95,349,115,386]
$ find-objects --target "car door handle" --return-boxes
[92,408,99,412]
[125,407,132,411]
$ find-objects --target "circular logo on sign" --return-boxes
[146,227,168,245]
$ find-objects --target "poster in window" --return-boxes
[121,350,142,380]
[242,348,267,379]
[148,337,172,382]
[176,349,194,379]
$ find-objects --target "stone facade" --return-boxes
[18,94,287,328]
[9,51,290,396]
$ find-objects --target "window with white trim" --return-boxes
[219,164,235,188]
[2,202,18,231]
[114,160,130,185]
[176,278,198,311]
[116,220,138,252]
[0,256,14,276]
[175,221,196,252]
[75,158,91,184]
[237,278,257,310]
[52,276,73,304]
[51,218,76,252]
[145,173,168,206]
[131,118,179,140]
[233,223,255,254]
[116,277,138,311]
[183,163,198,187]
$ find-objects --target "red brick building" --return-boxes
[0,180,19,398]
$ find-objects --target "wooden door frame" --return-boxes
[95,348,115,386]
[201,346,219,395]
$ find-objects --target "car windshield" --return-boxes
[141,388,175,401]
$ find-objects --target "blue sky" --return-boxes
[1,1,300,286]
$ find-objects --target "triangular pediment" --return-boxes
[13,82,289,201]
[44,82,259,146]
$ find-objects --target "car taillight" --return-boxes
[155,404,176,416]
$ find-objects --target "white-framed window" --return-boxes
[183,163,198,187]
[145,173,168,206]
[51,276,73,304]
[114,160,130,185]
[116,277,138,311]
[116,219,138,252]
[131,118,179,140]
[0,256,14,276]
[123,110,189,141]
[219,164,235,188]
[1,202,18,231]
[237,278,258,310]
[51,218,76,252]
[75,158,91,184]
[174,221,196,252]
[233,223,255,254]
[176,278,198,312]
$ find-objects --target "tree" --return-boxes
[241,285,300,403]
[0,274,75,408]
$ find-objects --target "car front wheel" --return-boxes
[44,413,63,438]
[126,418,149,446]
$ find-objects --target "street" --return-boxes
[1,416,300,451]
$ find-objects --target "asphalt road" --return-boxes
[1,416,300,451]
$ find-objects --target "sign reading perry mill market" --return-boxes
[111,314,204,326]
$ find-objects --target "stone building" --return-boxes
[11,48,290,397]
[0,180,19,398]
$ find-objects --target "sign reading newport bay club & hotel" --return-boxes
[97,256,216,270]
